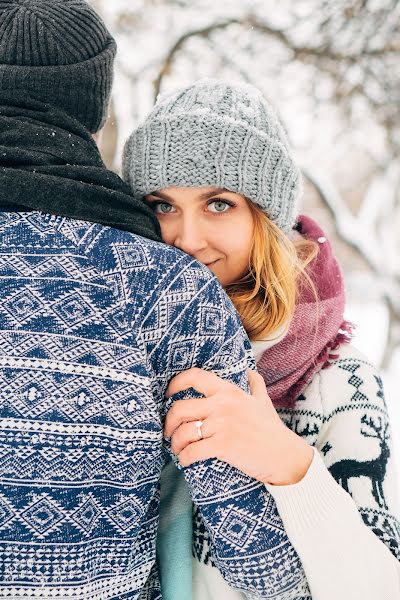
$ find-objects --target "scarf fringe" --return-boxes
[321,320,355,369]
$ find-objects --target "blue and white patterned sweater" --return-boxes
[0,211,311,599]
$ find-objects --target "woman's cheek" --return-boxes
[159,221,174,245]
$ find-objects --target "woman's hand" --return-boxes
[164,368,314,486]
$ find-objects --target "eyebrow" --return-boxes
[148,188,228,203]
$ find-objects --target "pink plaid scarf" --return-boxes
[257,214,353,409]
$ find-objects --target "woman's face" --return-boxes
[146,186,254,287]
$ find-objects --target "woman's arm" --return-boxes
[266,350,400,600]
[166,348,400,599]
[165,368,314,486]
[266,446,400,600]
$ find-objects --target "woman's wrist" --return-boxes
[263,431,314,486]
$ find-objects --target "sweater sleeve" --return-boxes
[141,257,311,599]
[265,348,400,600]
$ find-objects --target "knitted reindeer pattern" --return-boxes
[278,349,400,561]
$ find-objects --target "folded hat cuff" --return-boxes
[0,38,116,132]
[123,114,300,234]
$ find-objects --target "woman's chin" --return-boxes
[203,259,234,287]
[206,261,221,278]
[207,263,229,287]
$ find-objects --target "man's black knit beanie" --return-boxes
[0,0,116,132]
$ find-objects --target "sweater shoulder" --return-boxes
[57,219,220,308]
[72,222,245,347]
[59,219,191,280]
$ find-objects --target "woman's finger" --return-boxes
[247,369,270,401]
[166,367,229,398]
[171,419,213,455]
[164,396,215,438]
[178,437,220,468]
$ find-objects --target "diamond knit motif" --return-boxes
[71,495,101,535]
[20,495,65,537]
[217,507,260,550]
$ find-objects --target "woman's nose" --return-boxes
[173,220,208,256]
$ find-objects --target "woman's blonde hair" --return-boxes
[225,201,319,342]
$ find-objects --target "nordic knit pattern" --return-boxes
[0,0,116,132]
[123,79,301,234]
[0,211,311,599]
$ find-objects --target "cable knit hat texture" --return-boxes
[0,0,116,132]
[123,79,302,233]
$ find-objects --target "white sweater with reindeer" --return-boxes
[191,343,400,599]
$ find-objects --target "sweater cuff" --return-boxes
[265,447,357,534]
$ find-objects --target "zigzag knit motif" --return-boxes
[0,212,310,599]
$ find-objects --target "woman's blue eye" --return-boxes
[154,202,174,214]
[208,200,231,213]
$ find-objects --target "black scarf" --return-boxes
[0,92,161,242]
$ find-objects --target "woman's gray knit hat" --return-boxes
[123,79,301,233]
[0,0,116,132]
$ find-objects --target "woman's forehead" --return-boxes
[155,186,246,201]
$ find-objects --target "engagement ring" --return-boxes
[195,420,203,440]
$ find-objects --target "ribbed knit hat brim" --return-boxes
[0,0,116,132]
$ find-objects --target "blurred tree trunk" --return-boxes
[101,99,118,172]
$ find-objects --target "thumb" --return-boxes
[247,368,268,399]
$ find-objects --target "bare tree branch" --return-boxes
[153,15,399,99]
[302,168,380,273]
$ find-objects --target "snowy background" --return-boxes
[90,0,400,487]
